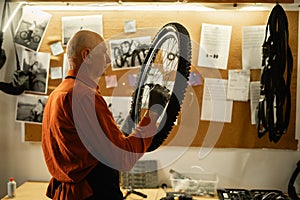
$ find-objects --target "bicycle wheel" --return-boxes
[20,31,28,40]
[130,22,191,152]
[32,35,41,43]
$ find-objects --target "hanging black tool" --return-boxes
[256,3,293,143]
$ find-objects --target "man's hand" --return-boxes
[148,84,170,115]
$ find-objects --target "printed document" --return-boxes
[201,78,233,122]
[242,25,265,69]
[197,23,232,70]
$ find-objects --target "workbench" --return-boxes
[1,181,218,200]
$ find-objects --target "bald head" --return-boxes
[66,30,105,69]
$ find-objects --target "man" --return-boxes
[42,30,170,200]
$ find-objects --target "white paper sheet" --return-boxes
[50,41,64,56]
[227,69,250,101]
[197,23,232,70]
[201,78,233,123]
[50,66,62,80]
[250,81,261,125]
[124,20,136,33]
[242,25,265,70]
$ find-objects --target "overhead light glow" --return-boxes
[2,1,28,32]
[30,2,215,12]
[239,4,270,11]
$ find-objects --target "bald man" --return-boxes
[42,30,170,200]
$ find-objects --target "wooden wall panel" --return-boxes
[24,9,298,150]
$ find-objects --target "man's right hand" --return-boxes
[148,84,170,115]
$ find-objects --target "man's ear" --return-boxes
[81,48,92,64]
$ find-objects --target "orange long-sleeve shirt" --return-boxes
[42,70,156,199]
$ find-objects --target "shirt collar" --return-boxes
[66,69,98,89]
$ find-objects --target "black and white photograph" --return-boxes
[20,48,50,94]
[63,53,70,79]
[109,36,151,70]
[14,6,51,51]
[16,94,48,124]
[103,96,131,127]
[62,15,103,46]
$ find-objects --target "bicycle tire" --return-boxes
[130,22,191,152]
[20,31,28,40]
[32,35,41,43]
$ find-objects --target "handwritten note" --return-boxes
[227,69,250,101]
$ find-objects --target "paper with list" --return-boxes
[227,69,250,101]
[201,78,233,123]
[197,23,232,70]
[242,25,265,69]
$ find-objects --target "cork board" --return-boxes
[24,9,298,150]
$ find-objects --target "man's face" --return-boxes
[89,42,111,77]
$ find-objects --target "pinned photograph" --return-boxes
[103,96,131,127]
[109,36,151,70]
[16,94,48,124]
[62,15,103,46]
[14,6,51,51]
[63,53,70,79]
[20,49,50,94]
